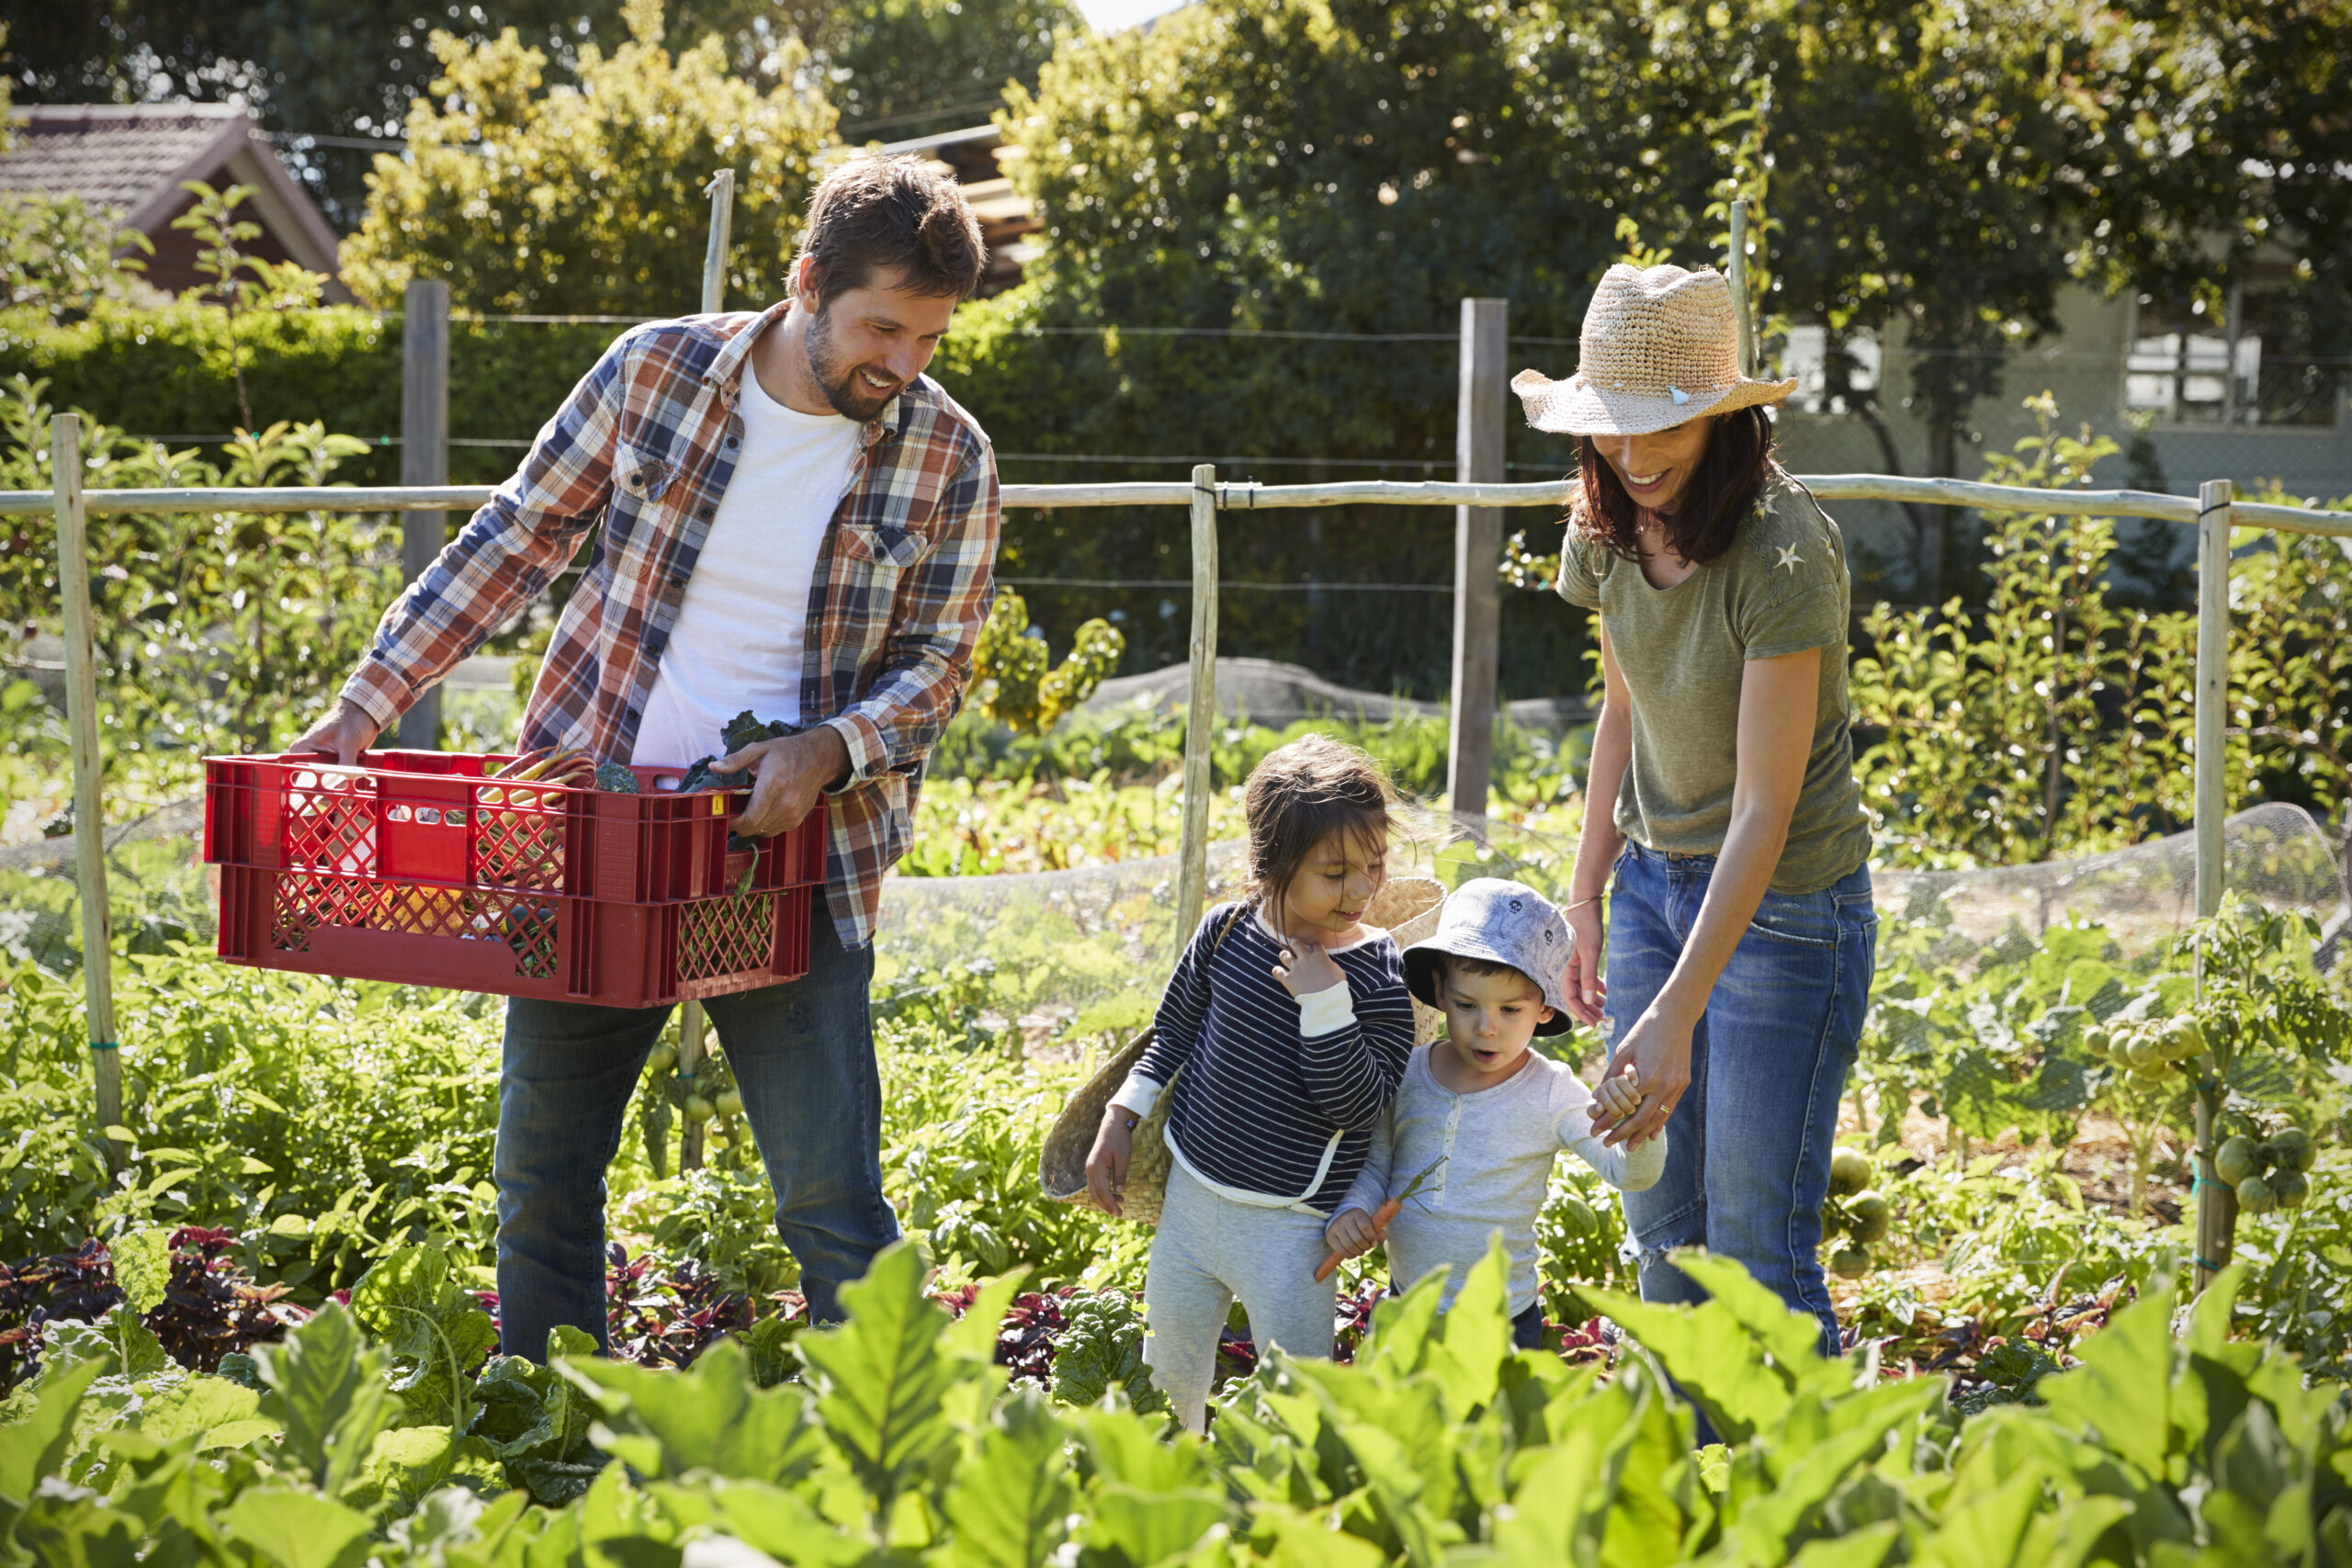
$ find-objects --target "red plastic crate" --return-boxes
[213,863,819,1008]
[202,750,823,903]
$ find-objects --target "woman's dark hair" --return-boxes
[798,154,986,308]
[1243,735,1397,917]
[1572,404,1778,566]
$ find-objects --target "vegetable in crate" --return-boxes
[594,761,639,794]
[676,710,807,795]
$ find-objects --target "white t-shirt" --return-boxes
[1337,1045,1667,1315]
[631,370,862,767]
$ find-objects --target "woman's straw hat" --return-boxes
[1038,877,1447,1225]
[1511,263,1798,438]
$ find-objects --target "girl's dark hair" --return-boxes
[1572,405,1778,566]
[1243,735,1397,916]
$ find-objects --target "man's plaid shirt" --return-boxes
[340,300,1000,950]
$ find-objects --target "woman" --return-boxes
[1513,263,1877,1360]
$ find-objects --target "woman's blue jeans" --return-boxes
[1607,842,1878,1359]
[492,911,899,1359]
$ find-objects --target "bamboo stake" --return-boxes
[51,415,123,1170]
[677,1000,708,1172]
[1175,465,1217,945]
[2190,477,2234,1293]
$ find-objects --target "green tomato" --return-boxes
[646,1043,678,1075]
[2215,1136,2258,1187]
[716,1089,744,1118]
[2274,1168,2310,1210]
[1829,1147,1872,1197]
[1830,1247,1871,1280]
[2236,1174,2277,1215]
[2080,1025,2110,1059]
[2270,1126,2315,1174]
[684,1094,715,1124]
[2165,1015,2207,1060]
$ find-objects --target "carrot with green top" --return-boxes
[1315,1156,1446,1283]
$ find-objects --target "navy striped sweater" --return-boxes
[1126,901,1414,1213]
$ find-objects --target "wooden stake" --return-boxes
[703,172,737,314]
[398,279,450,749]
[1728,197,1755,378]
[52,414,123,1170]
[1176,465,1218,945]
[678,999,707,1171]
[1447,299,1508,823]
[2190,476,2233,1293]
[675,171,739,1173]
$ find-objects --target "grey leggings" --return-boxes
[1142,1158,1336,1432]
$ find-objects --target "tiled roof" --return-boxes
[0,104,247,213]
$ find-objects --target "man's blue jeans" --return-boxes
[492,909,899,1359]
[1607,842,1878,1359]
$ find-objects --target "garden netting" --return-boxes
[3,795,2343,1034]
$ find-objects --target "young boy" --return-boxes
[1325,877,1665,1348]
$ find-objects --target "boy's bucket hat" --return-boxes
[1511,263,1798,437]
[1401,877,1576,1036]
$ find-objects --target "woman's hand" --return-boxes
[1272,939,1344,998]
[1324,1206,1385,1260]
[1561,899,1608,1025]
[1085,1104,1137,1216]
[1589,1006,1693,1148]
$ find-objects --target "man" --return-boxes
[295,155,998,1357]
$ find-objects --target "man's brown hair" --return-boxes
[798,154,986,308]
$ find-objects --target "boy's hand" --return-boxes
[1272,939,1344,998]
[1591,1072,1643,1131]
[1325,1205,1387,1260]
[1085,1104,1137,1217]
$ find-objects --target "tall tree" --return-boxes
[338,0,836,313]
[3,0,1079,230]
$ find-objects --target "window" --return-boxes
[2126,276,2343,427]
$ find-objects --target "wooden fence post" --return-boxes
[52,413,123,1169]
[1176,465,1219,944]
[2190,476,2234,1292]
[398,279,450,750]
[1448,299,1508,823]
[676,171,738,1173]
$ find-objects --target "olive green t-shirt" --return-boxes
[1555,477,1871,894]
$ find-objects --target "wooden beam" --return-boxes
[0,477,2343,536]
[1448,298,1508,822]
[399,279,451,750]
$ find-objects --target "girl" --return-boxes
[1511,262,1879,1371]
[1085,734,1416,1431]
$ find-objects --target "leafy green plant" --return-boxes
[971,590,1125,736]
[1046,1288,1164,1415]
[1850,395,2207,868]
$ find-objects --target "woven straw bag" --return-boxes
[1038,876,1447,1225]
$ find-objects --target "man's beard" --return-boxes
[804,306,900,421]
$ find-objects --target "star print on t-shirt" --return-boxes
[1775,543,1804,575]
